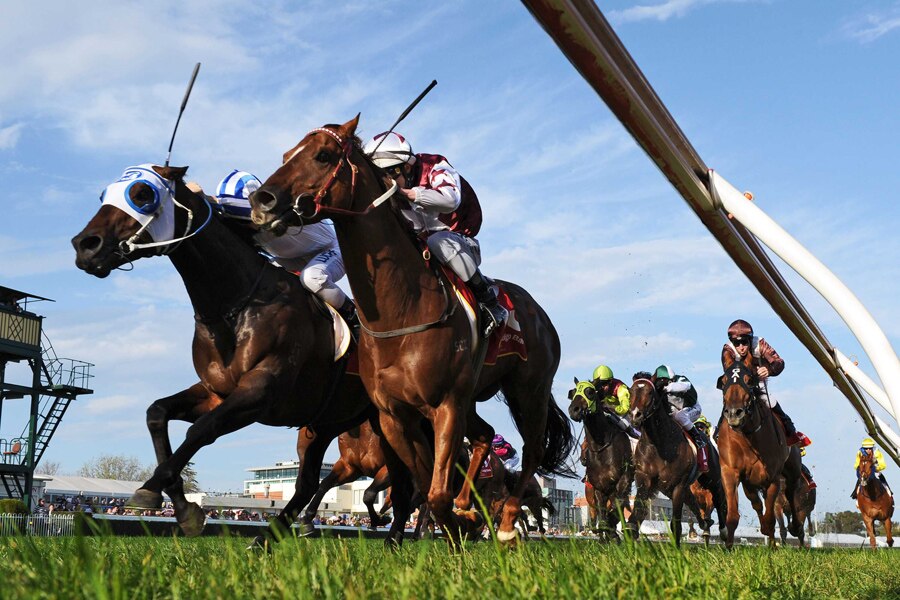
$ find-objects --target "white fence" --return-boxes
[0,513,77,536]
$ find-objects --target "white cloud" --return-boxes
[609,0,765,24]
[842,6,900,43]
[0,123,23,149]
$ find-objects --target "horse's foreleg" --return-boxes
[786,477,805,544]
[670,484,686,547]
[138,383,211,535]
[761,481,780,543]
[721,468,741,549]
[302,459,360,525]
[454,407,493,510]
[379,439,414,550]
[863,514,877,549]
[363,466,392,529]
[627,473,654,541]
[427,400,469,545]
[885,516,894,548]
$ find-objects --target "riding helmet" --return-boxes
[364,132,416,168]
[861,437,876,449]
[727,319,753,339]
[592,365,614,382]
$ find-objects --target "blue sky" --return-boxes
[2,1,899,525]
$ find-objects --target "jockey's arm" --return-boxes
[608,385,631,416]
[665,378,692,396]
[876,450,887,472]
[855,453,861,469]
[411,161,462,214]
[758,338,785,377]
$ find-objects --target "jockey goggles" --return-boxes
[730,336,751,346]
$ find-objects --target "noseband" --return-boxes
[632,378,660,419]
[722,364,762,432]
[285,127,397,220]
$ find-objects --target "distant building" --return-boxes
[536,475,574,528]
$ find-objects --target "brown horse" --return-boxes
[249,116,575,545]
[627,378,727,546]
[71,165,414,546]
[295,421,393,533]
[857,452,894,549]
[472,450,555,538]
[774,475,816,546]
[718,351,806,548]
[567,379,633,539]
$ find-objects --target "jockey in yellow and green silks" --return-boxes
[852,437,892,499]
[590,365,640,439]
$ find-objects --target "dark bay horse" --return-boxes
[71,165,413,545]
[774,475,816,546]
[857,452,894,549]
[718,351,805,548]
[567,379,633,539]
[249,116,575,545]
[473,451,555,538]
[295,421,392,533]
[627,378,727,546]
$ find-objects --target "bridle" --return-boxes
[282,127,397,221]
[722,363,762,434]
[119,178,213,257]
[632,378,661,421]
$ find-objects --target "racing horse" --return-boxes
[627,378,727,546]
[717,351,806,548]
[471,449,556,537]
[857,451,894,549]
[71,164,414,546]
[249,116,575,545]
[567,379,633,539]
[295,421,393,533]
[774,475,816,546]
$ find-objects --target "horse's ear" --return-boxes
[573,376,579,385]
[156,165,188,181]
[716,375,725,390]
[339,113,360,139]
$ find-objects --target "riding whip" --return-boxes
[164,62,201,167]
[367,79,437,156]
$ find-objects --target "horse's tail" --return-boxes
[542,496,557,516]
[536,394,577,479]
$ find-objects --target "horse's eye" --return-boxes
[316,150,333,163]
[585,388,596,399]
[130,184,156,207]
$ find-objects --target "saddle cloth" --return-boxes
[442,268,527,365]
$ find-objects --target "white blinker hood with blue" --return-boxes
[100,164,177,245]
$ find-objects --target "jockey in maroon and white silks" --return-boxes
[363,132,507,336]
[720,319,810,447]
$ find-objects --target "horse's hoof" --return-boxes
[177,502,207,537]
[298,522,316,537]
[127,488,164,510]
[384,535,403,552]
[497,528,521,547]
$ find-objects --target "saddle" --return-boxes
[681,430,709,476]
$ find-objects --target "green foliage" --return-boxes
[823,511,864,534]
[77,454,155,481]
[1,536,900,599]
[0,499,28,514]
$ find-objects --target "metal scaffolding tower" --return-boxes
[0,286,93,509]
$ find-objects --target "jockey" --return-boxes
[591,365,640,439]
[362,132,508,337]
[694,415,713,438]
[212,170,359,332]
[491,434,520,470]
[652,365,708,472]
[721,319,811,447]
[851,438,891,499]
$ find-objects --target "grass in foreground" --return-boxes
[0,534,898,600]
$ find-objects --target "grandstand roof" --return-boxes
[41,475,153,498]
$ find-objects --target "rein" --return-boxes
[722,365,764,435]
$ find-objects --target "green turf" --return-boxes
[0,534,897,599]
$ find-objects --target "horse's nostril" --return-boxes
[253,190,278,213]
[78,235,103,255]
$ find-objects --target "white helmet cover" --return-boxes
[363,132,416,168]
[213,170,262,221]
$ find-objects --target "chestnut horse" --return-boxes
[567,379,633,539]
[857,452,894,549]
[249,117,575,544]
[295,421,393,534]
[71,165,413,546]
[627,379,727,546]
[718,352,806,548]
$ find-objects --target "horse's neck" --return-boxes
[644,408,683,450]
[585,412,613,447]
[168,211,272,321]
[335,204,440,327]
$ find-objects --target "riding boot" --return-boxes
[851,482,859,500]
[771,403,811,447]
[688,427,709,472]
[467,270,508,338]
[338,297,361,343]
[879,474,894,497]
[607,412,640,439]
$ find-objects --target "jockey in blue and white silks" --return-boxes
[213,170,356,324]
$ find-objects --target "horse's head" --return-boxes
[720,350,758,429]
[858,450,875,481]
[251,115,390,235]
[71,164,199,277]
[629,378,658,428]
[567,377,599,422]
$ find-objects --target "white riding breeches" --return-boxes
[756,379,775,408]
[294,248,347,308]
[426,230,481,281]
[672,404,702,430]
